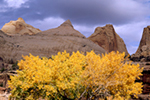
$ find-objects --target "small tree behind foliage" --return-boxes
[8,51,143,100]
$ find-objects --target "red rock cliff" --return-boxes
[88,24,129,55]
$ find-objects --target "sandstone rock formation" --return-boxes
[131,26,150,61]
[88,24,129,55]
[130,26,150,96]
[1,17,41,35]
[0,20,106,63]
[40,19,86,38]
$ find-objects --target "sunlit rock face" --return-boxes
[88,24,129,55]
[1,17,41,35]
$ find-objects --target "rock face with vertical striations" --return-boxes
[131,26,150,61]
[88,24,129,55]
[0,20,106,63]
[1,17,41,35]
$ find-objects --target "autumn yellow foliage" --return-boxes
[82,51,143,99]
[8,50,143,100]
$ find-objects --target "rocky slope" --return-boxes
[0,20,106,63]
[1,17,41,35]
[131,26,150,62]
[88,24,129,55]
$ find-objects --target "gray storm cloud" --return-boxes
[1,0,149,26]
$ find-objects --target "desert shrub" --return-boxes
[81,51,143,100]
[8,51,143,100]
[8,51,85,100]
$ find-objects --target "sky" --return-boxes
[0,0,150,55]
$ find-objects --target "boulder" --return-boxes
[88,24,129,55]
[0,20,106,63]
[1,17,41,35]
[131,26,150,61]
